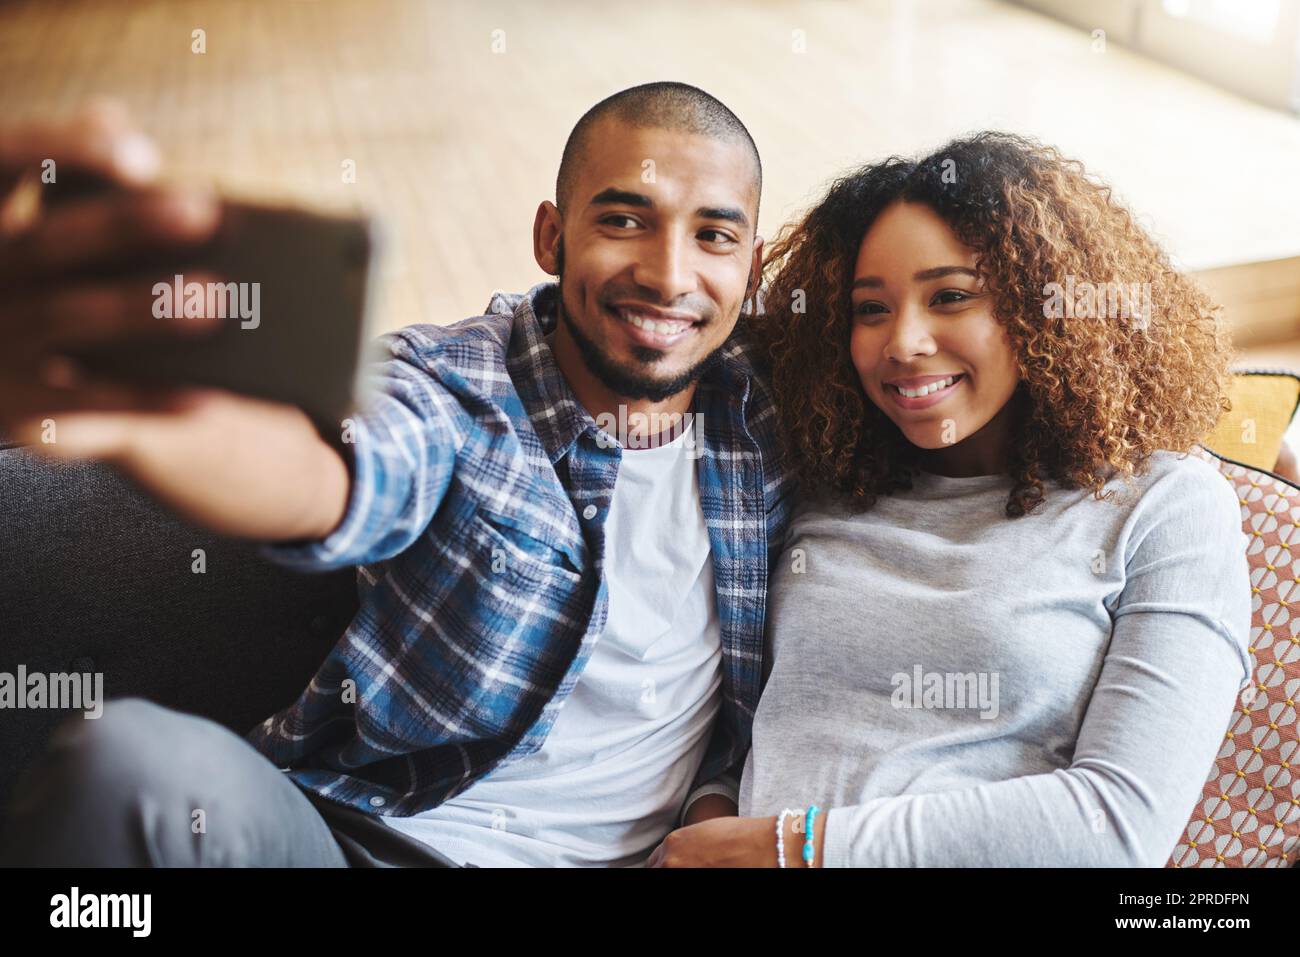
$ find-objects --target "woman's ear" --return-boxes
[533,201,562,275]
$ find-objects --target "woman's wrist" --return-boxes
[772,807,829,867]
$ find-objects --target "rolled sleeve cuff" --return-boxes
[678,776,740,827]
[822,806,855,868]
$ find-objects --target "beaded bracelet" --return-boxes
[776,808,801,868]
[803,805,820,867]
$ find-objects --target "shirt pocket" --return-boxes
[468,509,584,587]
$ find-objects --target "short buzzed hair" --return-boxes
[555,81,762,221]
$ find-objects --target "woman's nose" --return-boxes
[883,306,936,361]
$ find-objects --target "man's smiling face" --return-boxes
[537,117,762,403]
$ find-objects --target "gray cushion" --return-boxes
[0,441,358,816]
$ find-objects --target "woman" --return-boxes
[647,132,1253,867]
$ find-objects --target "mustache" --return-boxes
[555,241,733,325]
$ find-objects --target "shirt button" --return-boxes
[368,796,386,808]
[582,504,598,520]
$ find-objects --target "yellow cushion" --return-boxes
[1201,370,1300,471]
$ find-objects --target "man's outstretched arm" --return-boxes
[1,102,463,558]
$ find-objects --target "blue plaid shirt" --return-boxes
[248,282,794,818]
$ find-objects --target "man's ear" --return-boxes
[746,235,765,301]
[533,201,562,275]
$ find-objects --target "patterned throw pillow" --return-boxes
[1165,446,1300,867]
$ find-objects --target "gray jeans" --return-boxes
[0,697,460,867]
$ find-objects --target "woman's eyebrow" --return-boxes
[852,265,979,289]
[913,265,980,281]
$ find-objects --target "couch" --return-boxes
[1,370,1298,866]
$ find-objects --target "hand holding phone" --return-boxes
[0,104,371,542]
[61,196,384,432]
[0,103,223,433]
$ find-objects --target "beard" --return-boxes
[554,254,727,403]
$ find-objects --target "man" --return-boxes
[0,83,794,866]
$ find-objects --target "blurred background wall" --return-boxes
[1,0,1297,366]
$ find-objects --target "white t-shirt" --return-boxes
[381,415,722,866]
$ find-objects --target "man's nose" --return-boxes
[632,230,694,303]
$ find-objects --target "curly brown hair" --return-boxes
[749,131,1235,517]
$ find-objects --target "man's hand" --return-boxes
[0,99,227,430]
[0,101,352,542]
[647,810,830,868]
[10,388,350,541]
[647,816,780,868]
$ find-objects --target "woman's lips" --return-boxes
[884,373,966,410]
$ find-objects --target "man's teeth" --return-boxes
[619,310,690,335]
[893,375,960,398]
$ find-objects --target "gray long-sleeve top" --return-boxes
[738,450,1253,866]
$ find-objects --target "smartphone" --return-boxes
[62,189,384,431]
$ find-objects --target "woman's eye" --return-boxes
[854,301,887,319]
[932,289,972,306]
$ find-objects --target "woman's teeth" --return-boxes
[890,374,961,398]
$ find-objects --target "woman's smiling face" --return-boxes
[849,200,1021,472]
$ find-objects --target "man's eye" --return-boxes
[600,215,641,229]
[699,229,737,245]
